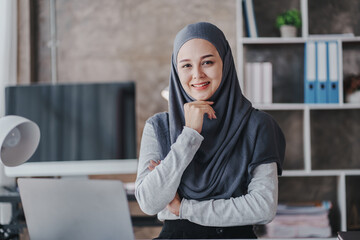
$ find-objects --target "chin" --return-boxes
[192,93,211,101]
[194,96,210,101]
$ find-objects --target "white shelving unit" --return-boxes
[236,0,360,235]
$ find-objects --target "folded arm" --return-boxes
[135,123,203,215]
[179,162,278,226]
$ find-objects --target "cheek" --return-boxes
[178,71,191,88]
[208,67,222,84]
[217,71,223,84]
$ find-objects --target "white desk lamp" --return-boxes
[0,115,40,167]
[0,116,39,238]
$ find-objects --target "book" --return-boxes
[245,62,254,101]
[277,200,332,215]
[266,213,331,238]
[242,0,258,37]
[327,41,339,103]
[262,62,273,104]
[252,62,262,103]
[305,40,340,104]
[316,41,328,103]
[244,62,273,104]
[304,41,316,103]
[265,201,332,238]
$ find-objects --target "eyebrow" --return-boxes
[178,54,215,63]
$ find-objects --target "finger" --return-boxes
[211,109,217,119]
[187,104,216,119]
[148,165,155,171]
[187,104,215,112]
[208,113,216,120]
[150,160,160,166]
[175,192,181,200]
[209,106,216,119]
[204,106,216,120]
[194,101,214,105]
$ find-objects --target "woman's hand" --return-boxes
[184,101,216,133]
[166,192,181,216]
[148,160,160,171]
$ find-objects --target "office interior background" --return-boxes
[1,0,360,239]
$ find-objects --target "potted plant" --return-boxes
[276,9,301,37]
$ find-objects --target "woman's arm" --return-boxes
[135,122,203,216]
[179,162,278,226]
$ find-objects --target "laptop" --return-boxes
[17,178,135,240]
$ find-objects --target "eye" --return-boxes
[181,63,192,69]
[202,60,214,66]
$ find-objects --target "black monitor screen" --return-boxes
[5,82,136,162]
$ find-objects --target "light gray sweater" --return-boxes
[135,123,278,227]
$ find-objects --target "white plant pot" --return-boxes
[280,25,297,38]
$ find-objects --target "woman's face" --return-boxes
[177,38,223,101]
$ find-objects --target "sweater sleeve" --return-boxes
[179,162,278,226]
[135,123,204,216]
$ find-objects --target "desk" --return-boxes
[140,239,337,240]
[256,239,337,240]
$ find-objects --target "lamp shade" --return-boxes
[0,115,40,167]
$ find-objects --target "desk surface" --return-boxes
[0,188,339,240]
[140,239,337,240]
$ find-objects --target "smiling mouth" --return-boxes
[191,82,210,88]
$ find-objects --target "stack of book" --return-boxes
[264,201,332,238]
[244,62,272,104]
[304,40,340,103]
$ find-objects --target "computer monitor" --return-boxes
[4,82,137,177]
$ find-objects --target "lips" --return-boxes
[191,81,210,88]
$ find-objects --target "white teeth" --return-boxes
[193,82,210,87]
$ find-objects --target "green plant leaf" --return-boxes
[275,9,301,29]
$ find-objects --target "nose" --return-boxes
[193,66,205,79]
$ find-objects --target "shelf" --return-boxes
[253,103,360,110]
[253,103,305,110]
[283,170,360,177]
[240,36,360,45]
[341,36,360,42]
[241,37,305,44]
[308,36,360,42]
[239,0,360,233]
[307,104,360,109]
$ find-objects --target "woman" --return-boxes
[135,22,285,239]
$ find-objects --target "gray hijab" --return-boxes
[154,22,285,201]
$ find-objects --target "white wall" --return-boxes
[0,0,17,187]
[0,0,17,224]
